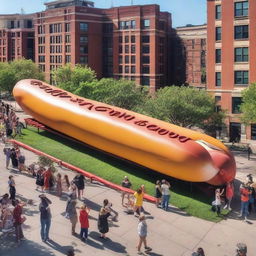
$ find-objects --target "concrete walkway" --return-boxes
[0,139,256,255]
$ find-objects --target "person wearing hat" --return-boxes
[121,176,132,206]
[39,194,52,242]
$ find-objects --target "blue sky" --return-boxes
[0,0,206,28]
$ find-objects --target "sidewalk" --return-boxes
[0,142,256,256]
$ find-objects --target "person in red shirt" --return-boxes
[79,204,90,242]
[239,183,251,221]
[13,199,25,243]
[224,181,234,210]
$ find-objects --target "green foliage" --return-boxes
[0,59,44,94]
[240,83,256,124]
[75,78,147,110]
[141,86,215,128]
[52,64,96,93]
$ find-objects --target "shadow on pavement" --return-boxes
[89,231,127,253]
[45,239,75,255]
[0,237,56,256]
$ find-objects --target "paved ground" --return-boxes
[0,101,256,256]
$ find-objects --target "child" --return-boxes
[79,204,90,242]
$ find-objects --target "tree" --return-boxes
[53,64,96,93]
[141,86,216,128]
[0,59,44,94]
[240,83,256,124]
[75,78,147,110]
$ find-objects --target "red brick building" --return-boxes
[34,0,172,91]
[176,24,207,88]
[207,0,256,142]
[0,14,35,62]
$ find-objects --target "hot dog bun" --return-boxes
[13,79,236,185]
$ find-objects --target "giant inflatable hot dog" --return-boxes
[13,79,236,185]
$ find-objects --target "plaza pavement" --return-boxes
[0,102,256,255]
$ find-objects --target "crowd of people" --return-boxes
[0,101,23,141]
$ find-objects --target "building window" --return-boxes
[80,56,88,64]
[142,19,150,29]
[131,66,136,74]
[142,66,150,74]
[118,56,123,64]
[38,55,45,63]
[251,124,256,140]
[215,96,221,102]
[216,49,221,63]
[125,36,129,43]
[131,55,136,64]
[142,45,150,54]
[119,46,122,53]
[125,45,129,53]
[232,97,242,114]
[65,45,71,53]
[235,25,248,39]
[65,55,71,63]
[142,35,150,43]
[235,1,248,17]
[80,22,88,32]
[142,56,150,64]
[141,76,150,86]
[80,46,88,54]
[125,66,129,73]
[65,35,71,43]
[216,27,221,41]
[235,71,248,85]
[80,36,88,44]
[131,20,136,29]
[216,5,221,20]
[65,23,70,32]
[119,66,123,73]
[201,50,206,68]
[215,72,221,87]
[125,55,129,64]
[235,47,248,62]
[103,23,113,33]
[119,36,122,43]
[131,45,136,54]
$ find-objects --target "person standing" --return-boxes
[3,147,11,169]
[8,175,16,201]
[121,176,132,206]
[66,200,78,235]
[43,168,52,192]
[79,204,90,242]
[62,174,70,192]
[133,188,144,217]
[76,174,85,200]
[98,207,111,239]
[155,180,162,208]
[239,184,251,221]
[137,215,152,255]
[36,167,45,192]
[39,194,52,242]
[13,199,25,243]
[214,188,223,216]
[56,173,62,197]
[224,181,234,211]
[161,180,171,211]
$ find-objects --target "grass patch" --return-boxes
[17,127,227,222]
